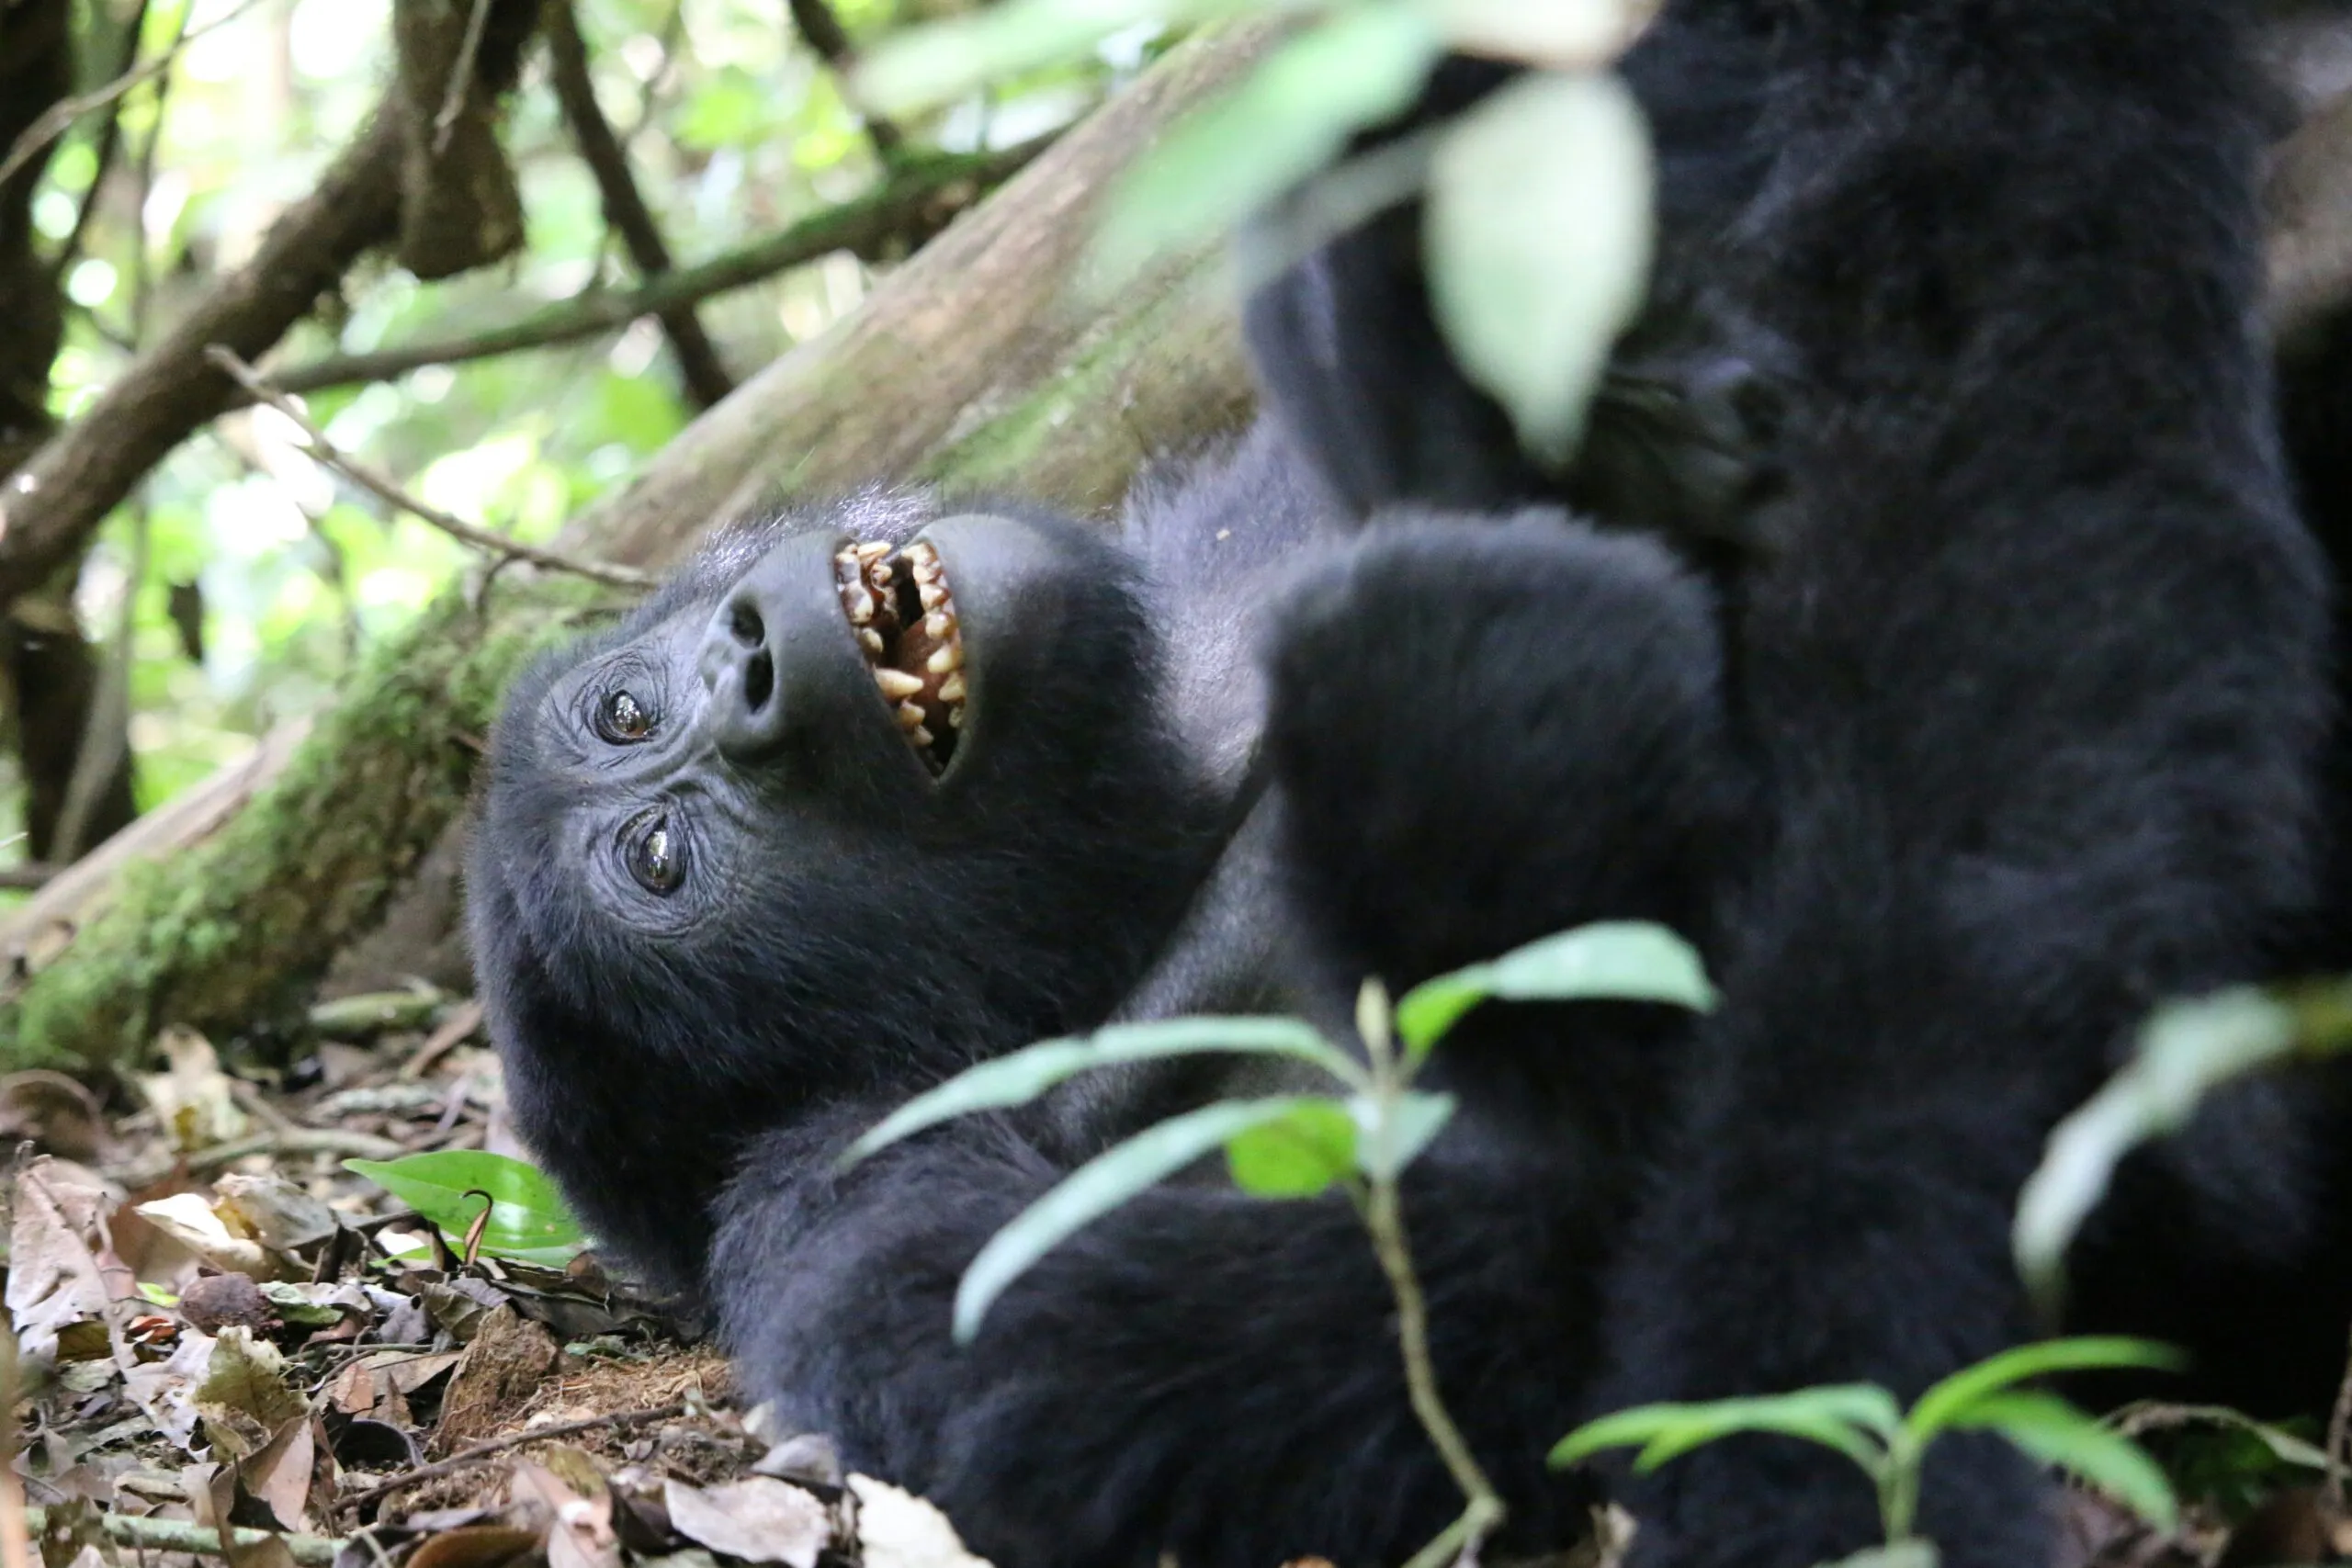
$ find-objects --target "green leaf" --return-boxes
[955,1096,1325,1341]
[345,1152,586,1268]
[1550,1386,1896,1477]
[1427,69,1654,466]
[1396,921,1715,1060]
[1351,1089,1456,1180]
[1227,1099,1358,1196]
[1905,1338,2184,1442]
[856,0,1242,118]
[1093,3,1442,285]
[2013,988,2296,1314]
[1944,1393,2177,1532]
[848,1016,1360,1163]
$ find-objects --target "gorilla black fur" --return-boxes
[471,4,2352,1567]
[1250,3,2352,1567]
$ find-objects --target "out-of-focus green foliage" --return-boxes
[5,0,1134,876]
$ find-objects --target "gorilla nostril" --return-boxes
[729,602,764,649]
[743,649,775,714]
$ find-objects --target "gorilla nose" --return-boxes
[700,583,786,758]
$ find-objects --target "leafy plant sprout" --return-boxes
[852,0,1660,466]
[848,919,1717,1568]
[1553,1337,2186,1568]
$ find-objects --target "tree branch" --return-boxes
[545,0,734,409]
[208,348,652,590]
[786,0,902,157]
[0,108,406,607]
[269,136,1051,396]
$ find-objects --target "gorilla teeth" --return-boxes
[835,536,967,775]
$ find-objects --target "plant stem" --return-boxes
[1363,1169,1508,1567]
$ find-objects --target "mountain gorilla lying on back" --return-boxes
[471,4,2352,1567]
[469,412,1743,1564]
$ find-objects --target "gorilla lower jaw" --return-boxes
[835,536,967,773]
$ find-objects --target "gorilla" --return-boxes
[469,4,2352,1568]
[1250,5,2352,1568]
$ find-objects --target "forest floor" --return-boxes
[0,992,2339,1568]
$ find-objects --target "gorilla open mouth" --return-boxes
[834,537,967,774]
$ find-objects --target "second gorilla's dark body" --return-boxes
[469,3,2352,1566]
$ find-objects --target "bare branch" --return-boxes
[50,0,157,282]
[546,0,734,409]
[207,348,653,590]
[0,0,271,191]
[271,136,1051,395]
[786,0,903,156]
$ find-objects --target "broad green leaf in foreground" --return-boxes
[955,1095,1323,1341]
[1396,919,1714,1059]
[1550,1384,1900,1475]
[1905,1337,2181,1441]
[2012,988,2296,1314]
[1351,1089,1456,1179]
[1427,70,1654,466]
[848,1016,1362,1163]
[345,1151,586,1268]
[1093,1,1443,285]
[1227,1098,1359,1196]
[1942,1392,2177,1531]
[856,0,1243,118]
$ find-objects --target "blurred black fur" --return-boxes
[1247,5,2352,1568]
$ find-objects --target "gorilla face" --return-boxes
[468,498,1228,1282]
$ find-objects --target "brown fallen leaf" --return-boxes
[5,1158,117,1362]
[401,1525,541,1568]
[664,1476,832,1568]
[848,1475,992,1568]
[196,1328,306,1457]
[512,1461,621,1568]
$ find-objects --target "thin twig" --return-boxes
[51,0,158,282]
[545,0,733,408]
[50,504,145,863]
[2325,1319,2352,1515]
[0,0,272,190]
[786,0,902,156]
[109,1126,411,1190]
[205,348,654,591]
[430,0,498,158]
[342,1404,691,1508]
[267,138,1051,396]
[20,1507,343,1565]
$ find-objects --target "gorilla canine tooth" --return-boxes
[938,671,967,704]
[927,639,964,675]
[874,668,924,699]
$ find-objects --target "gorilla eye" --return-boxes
[624,809,684,895]
[597,690,652,743]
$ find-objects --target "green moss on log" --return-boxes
[1,579,613,1066]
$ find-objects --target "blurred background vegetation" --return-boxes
[0,0,1165,887]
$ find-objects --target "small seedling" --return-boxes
[345,1149,586,1269]
[1553,1337,2186,1567]
[851,919,1715,1568]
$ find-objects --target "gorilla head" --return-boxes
[467,494,1227,1292]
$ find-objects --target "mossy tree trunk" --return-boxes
[0,25,1269,1070]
